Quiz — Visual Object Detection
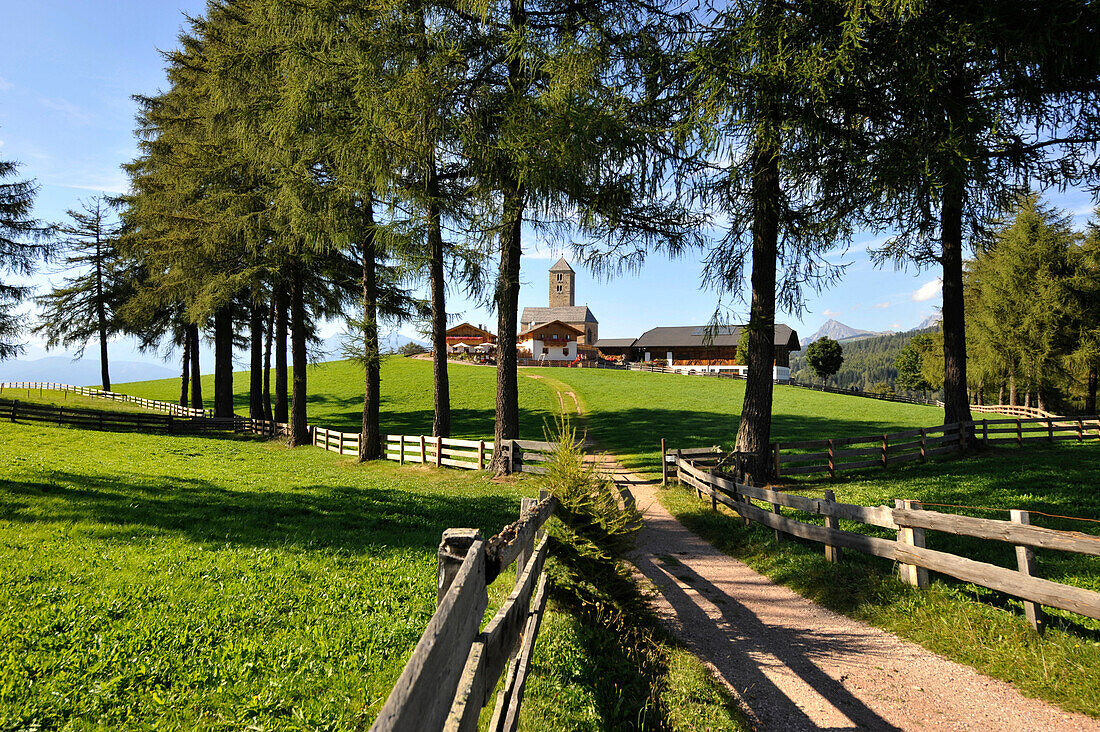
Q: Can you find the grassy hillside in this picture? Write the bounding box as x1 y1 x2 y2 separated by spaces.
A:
663 443 1100 716
789 327 940 396
118 356 560 439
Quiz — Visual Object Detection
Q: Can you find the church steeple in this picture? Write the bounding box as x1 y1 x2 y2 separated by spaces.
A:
549 258 575 308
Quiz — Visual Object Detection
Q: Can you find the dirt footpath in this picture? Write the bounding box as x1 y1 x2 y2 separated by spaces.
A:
593 459 1097 731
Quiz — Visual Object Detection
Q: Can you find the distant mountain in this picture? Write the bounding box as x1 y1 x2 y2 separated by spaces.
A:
318 330 428 360
807 319 892 344
0 357 178 386
915 313 942 330
790 324 941 396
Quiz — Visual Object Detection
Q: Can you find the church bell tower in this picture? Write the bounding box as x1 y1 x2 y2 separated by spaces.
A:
549 257 575 308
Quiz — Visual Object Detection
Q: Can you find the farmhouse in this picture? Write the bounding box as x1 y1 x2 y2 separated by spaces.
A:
518 320 583 362
599 324 801 381
445 322 496 354
520 258 599 346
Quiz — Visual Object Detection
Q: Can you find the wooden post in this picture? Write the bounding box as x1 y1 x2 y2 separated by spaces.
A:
517 497 536 580
894 499 929 588
983 419 988 445
1010 510 1046 634
1047 417 1053 443
436 436 443 468
437 528 482 605
1016 418 1022 446
510 439 518 474
338 431 344 454
1077 419 1084 443
660 438 668 485
958 421 966 453
478 440 485 470
420 434 427 464
882 434 888 468
919 428 927 461
399 437 405 464
823 489 840 563
771 501 783 543
772 443 781 478
827 439 835 479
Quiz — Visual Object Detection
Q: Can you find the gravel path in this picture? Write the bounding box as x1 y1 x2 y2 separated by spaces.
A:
589 457 1097 732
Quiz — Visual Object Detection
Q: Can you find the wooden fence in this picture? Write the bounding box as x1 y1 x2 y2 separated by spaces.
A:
0 398 243 434
371 492 556 731
0 381 210 418
670 454 1100 631
666 415 1100 481
968 403 1058 419
787 379 940 406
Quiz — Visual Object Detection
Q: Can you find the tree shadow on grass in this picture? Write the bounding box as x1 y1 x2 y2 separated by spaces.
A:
0 470 520 555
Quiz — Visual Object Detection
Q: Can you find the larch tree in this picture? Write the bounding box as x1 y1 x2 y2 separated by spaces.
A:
858 0 1100 427
34 196 128 391
0 155 50 359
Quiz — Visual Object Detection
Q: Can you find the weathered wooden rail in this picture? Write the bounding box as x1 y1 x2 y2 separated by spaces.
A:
0 398 242 434
370 491 556 731
0 381 210 418
670 454 1100 632
667 415 1100 480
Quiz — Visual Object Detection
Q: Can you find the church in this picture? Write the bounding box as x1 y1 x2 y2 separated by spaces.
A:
520 258 599 346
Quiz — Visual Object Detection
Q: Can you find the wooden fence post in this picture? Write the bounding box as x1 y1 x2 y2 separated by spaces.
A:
827 439 835 479
983 419 988 445
920 428 927 461
772 443 781 478
1047 417 1053 443
478 440 485 470
1010 510 1046 634
1078 419 1084 443
1016 418 1022 447
882 434 888 468
660 438 667 486
894 499 929 588
436 437 443 468
399 437 405 465
437 528 483 605
510 439 518 474
958 421 966 453
420 434 427 464
338 431 344 454
823 489 840 563
517 498 536 579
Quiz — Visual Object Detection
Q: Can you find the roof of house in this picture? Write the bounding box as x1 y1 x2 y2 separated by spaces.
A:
446 322 494 338
633 324 800 350
596 338 638 349
520 306 598 325
519 320 585 339
549 257 574 273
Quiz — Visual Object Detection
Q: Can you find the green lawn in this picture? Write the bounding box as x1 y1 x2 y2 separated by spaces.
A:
538 368 947 474
0 419 745 730
0 385 166 415
117 357 560 440
661 443 1100 717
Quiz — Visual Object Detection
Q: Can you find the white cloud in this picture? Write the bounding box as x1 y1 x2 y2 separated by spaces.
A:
912 278 942 302
873 301 891 309
822 309 840 317
891 322 902 329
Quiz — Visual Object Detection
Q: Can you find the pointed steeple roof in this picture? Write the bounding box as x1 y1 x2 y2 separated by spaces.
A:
549 257 574 272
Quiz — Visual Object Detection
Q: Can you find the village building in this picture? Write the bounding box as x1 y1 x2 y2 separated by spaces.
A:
598 324 801 381
518 320 583 362
520 258 599 347
444 322 496 354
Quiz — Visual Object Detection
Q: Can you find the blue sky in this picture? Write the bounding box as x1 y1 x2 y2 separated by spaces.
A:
2 1 1097 369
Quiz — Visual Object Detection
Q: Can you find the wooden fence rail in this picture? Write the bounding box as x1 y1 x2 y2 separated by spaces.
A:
0 381 210 418
669 415 1100 481
670 455 1100 631
0 398 244 434
371 492 557 732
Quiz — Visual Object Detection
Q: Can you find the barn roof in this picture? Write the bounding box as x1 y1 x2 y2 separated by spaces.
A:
595 338 637 348
520 306 598 325
633 324 800 350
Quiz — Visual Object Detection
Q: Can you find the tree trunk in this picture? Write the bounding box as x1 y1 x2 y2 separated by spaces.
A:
95 237 110 392
263 298 274 422
289 266 310 446
1025 389 1032 408
214 306 234 419
360 196 382 461
179 335 190 407
491 183 525 474
189 324 203 410
1086 362 1098 415
275 286 289 423
735 136 780 485
998 378 1005 406
939 175 972 430
428 200 450 438
249 301 264 420
1009 365 1017 406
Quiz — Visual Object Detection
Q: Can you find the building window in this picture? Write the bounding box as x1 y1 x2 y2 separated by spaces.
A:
556 285 562 292
556 273 563 281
